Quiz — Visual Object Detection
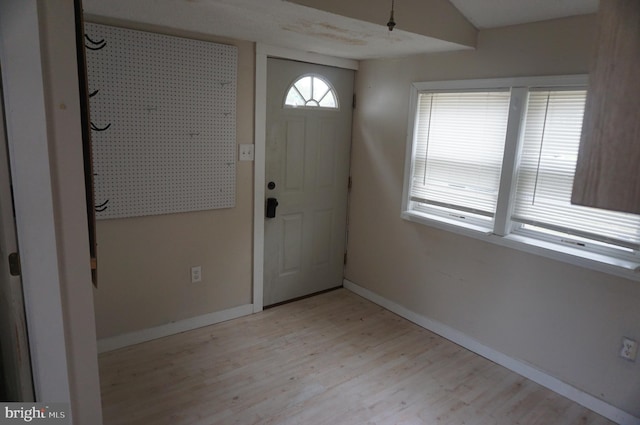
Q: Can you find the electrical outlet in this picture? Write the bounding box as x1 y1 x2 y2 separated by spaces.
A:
620 337 638 362
191 266 202 283
239 144 254 161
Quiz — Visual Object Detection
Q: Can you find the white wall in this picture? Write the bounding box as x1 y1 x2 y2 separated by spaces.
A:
346 15 640 418
84 18 255 340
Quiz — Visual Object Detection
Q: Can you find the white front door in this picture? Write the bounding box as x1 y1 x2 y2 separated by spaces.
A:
264 58 354 306
0 81 34 401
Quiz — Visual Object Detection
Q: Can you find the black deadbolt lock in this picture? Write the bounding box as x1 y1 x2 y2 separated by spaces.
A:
266 197 279 218
268 181 276 190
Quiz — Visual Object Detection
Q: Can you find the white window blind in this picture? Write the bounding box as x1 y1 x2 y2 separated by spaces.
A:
513 89 640 249
410 91 511 217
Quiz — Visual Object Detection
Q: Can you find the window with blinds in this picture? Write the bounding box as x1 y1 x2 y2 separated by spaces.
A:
403 76 640 272
513 89 640 251
410 91 510 223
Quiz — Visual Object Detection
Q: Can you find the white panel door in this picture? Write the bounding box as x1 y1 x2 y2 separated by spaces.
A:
0 82 33 401
264 58 354 306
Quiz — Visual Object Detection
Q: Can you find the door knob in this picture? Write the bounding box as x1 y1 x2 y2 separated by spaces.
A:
266 197 279 218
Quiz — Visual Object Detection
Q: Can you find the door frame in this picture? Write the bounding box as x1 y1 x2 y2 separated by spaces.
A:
0 1 102 420
0 0 72 401
253 44 358 312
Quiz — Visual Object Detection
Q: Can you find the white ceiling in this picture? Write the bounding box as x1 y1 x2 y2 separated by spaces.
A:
82 0 599 60
449 0 598 29
83 0 471 59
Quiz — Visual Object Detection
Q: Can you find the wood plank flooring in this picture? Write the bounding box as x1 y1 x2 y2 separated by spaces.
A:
99 289 614 425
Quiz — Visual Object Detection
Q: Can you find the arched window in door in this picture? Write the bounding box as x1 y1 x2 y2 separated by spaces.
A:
284 74 339 109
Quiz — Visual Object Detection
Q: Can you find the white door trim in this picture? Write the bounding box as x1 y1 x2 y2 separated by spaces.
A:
0 63 34 402
253 44 358 313
0 0 71 402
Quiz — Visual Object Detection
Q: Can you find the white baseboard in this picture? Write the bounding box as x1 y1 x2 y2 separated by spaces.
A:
343 279 639 425
97 304 254 353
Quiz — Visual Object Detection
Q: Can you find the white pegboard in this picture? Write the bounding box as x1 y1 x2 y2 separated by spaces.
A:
84 23 237 219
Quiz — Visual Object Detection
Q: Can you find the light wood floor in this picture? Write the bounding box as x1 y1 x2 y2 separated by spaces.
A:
99 289 614 425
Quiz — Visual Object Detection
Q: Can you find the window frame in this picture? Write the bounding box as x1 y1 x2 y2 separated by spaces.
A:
401 75 640 281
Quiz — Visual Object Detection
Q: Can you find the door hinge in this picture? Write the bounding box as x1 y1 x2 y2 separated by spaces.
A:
352 93 356 109
344 252 348 265
348 176 352 190
8 252 21 276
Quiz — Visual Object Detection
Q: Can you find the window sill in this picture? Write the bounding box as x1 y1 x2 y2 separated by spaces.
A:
401 210 640 282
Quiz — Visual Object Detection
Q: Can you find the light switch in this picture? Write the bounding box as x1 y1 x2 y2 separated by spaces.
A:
239 144 254 161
